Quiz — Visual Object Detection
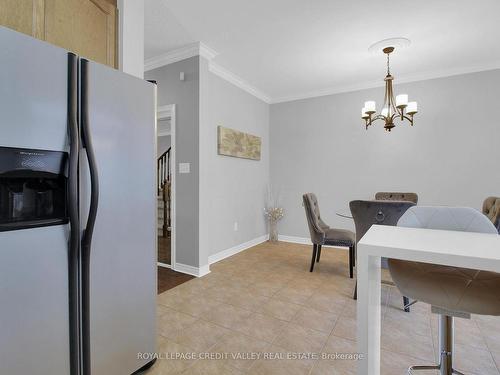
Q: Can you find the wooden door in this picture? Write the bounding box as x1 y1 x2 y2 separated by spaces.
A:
0 0 117 68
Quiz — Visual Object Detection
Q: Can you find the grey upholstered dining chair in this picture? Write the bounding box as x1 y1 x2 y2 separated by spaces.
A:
483 196 500 233
302 193 356 275
388 206 499 375
375 191 418 204
350 200 415 309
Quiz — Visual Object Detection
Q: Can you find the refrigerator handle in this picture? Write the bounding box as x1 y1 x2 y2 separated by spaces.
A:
80 58 100 375
67 52 81 375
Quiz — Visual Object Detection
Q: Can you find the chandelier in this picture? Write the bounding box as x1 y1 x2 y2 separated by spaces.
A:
361 46 418 131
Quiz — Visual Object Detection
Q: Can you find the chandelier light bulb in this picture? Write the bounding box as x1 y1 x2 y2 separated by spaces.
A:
396 94 408 108
406 102 418 114
361 108 369 119
364 101 376 113
381 107 389 117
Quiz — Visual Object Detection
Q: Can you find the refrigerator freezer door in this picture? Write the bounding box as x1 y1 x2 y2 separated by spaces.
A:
0 27 72 374
0 26 69 152
79 60 157 375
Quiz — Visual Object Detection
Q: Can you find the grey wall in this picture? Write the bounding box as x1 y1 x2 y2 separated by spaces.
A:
270 69 500 238
157 135 171 157
145 56 200 267
199 58 270 264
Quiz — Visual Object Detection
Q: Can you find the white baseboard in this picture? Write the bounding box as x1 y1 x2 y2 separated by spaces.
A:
278 235 312 244
174 262 211 277
208 234 269 265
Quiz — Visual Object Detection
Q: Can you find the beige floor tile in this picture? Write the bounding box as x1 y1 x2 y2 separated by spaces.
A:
247 345 315 375
210 331 270 370
380 350 438 375
311 335 358 375
454 343 499 375
181 360 244 375
383 310 432 341
145 338 196 375
244 280 284 297
273 286 314 305
158 290 189 309
430 314 488 351
202 284 245 302
272 323 329 353
203 303 253 329
165 319 231 352
477 318 500 352
257 298 302 321
158 308 198 338
306 290 349 315
173 294 223 318
222 289 271 312
332 315 357 341
292 306 338 333
490 350 500 372
158 304 172 318
381 319 435 362
233 312 287 343
155 241 500 375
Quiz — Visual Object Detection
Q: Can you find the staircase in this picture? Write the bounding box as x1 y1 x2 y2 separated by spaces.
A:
158 148 171 238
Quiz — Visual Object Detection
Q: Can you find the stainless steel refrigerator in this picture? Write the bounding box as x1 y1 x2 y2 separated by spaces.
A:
0 26 157 375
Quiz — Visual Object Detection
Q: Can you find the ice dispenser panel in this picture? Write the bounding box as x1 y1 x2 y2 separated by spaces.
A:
0 147 68 231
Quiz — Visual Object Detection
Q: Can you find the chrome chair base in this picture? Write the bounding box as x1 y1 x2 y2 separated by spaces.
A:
406 315 466 375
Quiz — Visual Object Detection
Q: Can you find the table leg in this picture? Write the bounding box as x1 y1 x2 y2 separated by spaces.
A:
357 252 381 375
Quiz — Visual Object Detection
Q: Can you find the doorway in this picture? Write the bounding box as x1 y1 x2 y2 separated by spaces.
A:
157 105 176 270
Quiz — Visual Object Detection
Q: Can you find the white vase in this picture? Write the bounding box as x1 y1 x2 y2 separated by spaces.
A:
269 220 279 242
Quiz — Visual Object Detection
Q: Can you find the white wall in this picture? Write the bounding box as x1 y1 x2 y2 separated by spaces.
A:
270 69 500 238
199 58 270 265
157 135 171 157
145 57 200 268
118 0 144 78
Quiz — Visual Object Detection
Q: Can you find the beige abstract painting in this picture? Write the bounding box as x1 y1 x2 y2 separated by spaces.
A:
217 126 261 160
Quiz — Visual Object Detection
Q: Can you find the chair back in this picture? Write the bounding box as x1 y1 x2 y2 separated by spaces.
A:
483 197 500 233
390 206 499 315
349 200 416 243
302 193 326 245
375 191 418 204
398 206 498 234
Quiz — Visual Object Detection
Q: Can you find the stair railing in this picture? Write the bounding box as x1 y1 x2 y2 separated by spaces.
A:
157 147 171 237
157 147 171 194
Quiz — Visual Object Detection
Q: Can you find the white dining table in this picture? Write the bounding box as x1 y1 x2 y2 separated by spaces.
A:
356 225 500 375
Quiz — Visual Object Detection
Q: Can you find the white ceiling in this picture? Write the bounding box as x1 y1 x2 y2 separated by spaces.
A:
145 0 500 103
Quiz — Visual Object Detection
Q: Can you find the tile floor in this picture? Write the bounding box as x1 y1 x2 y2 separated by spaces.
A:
146 241 500 375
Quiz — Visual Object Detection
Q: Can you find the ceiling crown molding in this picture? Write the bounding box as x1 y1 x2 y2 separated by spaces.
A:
146 44 500 105
144 42 271 103
144 42 218 71
271 62 500 104
208 62 271 104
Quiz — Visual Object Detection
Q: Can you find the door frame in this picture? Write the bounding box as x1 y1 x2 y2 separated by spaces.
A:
156 104 176 269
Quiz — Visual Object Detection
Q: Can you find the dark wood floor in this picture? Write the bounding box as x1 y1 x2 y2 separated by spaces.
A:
158 235 171 264
157 234 193 293
157 267 194 294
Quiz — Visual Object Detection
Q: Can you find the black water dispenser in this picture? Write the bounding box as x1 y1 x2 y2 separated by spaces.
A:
0 147 68 231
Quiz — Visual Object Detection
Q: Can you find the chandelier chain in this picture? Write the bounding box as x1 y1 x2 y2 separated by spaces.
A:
387 53 390 76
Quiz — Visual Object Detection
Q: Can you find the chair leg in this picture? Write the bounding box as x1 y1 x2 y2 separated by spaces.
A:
403 296 410 313
353 281 357 300
310 244 317 272
349 246 354 279
316 245 322 263
352 244 356 268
